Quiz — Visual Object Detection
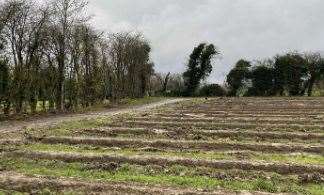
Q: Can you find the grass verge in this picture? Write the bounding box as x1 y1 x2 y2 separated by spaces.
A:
1 157 322 194
23 143 324 166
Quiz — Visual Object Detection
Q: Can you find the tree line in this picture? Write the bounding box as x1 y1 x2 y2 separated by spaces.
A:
0 0 155 115
1 0 323 116
226 52 324 97
161 44 324 98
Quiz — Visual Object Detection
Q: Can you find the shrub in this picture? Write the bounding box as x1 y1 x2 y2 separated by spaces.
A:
199 84 226 97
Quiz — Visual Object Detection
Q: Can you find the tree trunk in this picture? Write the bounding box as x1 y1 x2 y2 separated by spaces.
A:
307 76 316 97
30 97 37 114
49 98 55 113
162 72 171 93
4 99 10 116
42 100 46 112
56 58 65 111
15 98 23 114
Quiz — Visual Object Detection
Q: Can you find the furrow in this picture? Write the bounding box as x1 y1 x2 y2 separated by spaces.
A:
29 136 324 154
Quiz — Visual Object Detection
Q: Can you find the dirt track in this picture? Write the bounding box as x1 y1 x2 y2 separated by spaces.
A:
0 99 185 133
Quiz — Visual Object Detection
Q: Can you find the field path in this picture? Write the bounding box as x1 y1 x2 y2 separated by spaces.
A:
0 98 185 133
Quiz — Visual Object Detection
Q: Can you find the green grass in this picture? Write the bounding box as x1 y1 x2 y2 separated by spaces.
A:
26 118 113 137
120 97 166 106
1 157 320 194
23 143 234 160
0 190 18 195
0 188 86 195
306 184 324 195
97 132 323 145
23 143 324 165
254 153 324 165
73 97 166 113
1 96 165 122
25 97 167 137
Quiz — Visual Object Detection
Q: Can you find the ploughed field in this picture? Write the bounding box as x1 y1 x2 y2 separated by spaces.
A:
1 98 324 194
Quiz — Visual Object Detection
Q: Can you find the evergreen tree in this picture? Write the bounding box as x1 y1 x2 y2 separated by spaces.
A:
183 43 219 96
226 59 251 96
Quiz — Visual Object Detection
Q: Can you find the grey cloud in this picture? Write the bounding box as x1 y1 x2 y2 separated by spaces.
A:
88 0 324 83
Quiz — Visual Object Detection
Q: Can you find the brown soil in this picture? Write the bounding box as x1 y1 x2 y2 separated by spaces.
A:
124 121 324 132
29 136 324 154
132 116 324 125
171 110 324 116
75 127 324 142
153 112 322 119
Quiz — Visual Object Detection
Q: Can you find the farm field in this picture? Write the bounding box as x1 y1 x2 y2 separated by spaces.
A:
0 98 324 194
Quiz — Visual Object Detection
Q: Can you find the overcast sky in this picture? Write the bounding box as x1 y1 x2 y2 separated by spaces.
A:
87 0 324 83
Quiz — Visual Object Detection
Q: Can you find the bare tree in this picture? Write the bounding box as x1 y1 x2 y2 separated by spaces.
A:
108 32 154 100
156 72 171 94
1 0 49 113
50 0 88 111
0 0 157 116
